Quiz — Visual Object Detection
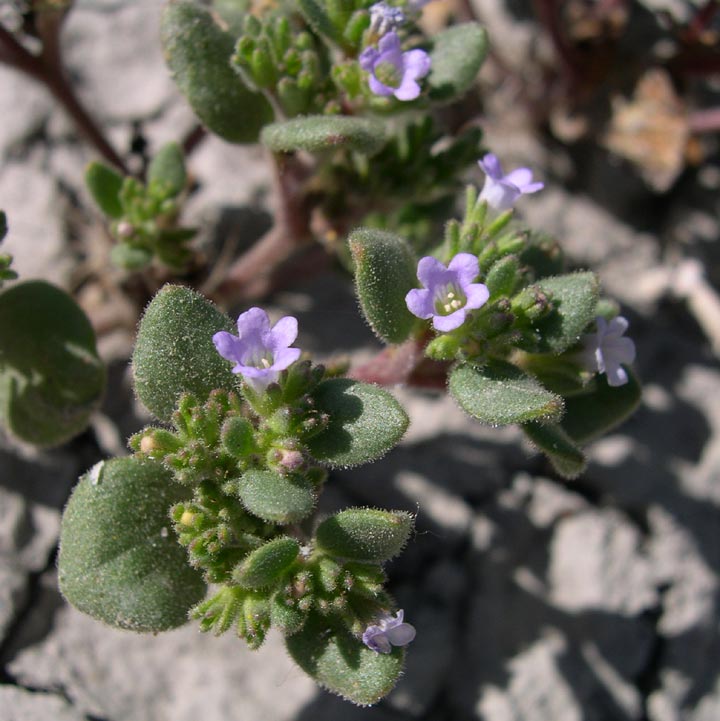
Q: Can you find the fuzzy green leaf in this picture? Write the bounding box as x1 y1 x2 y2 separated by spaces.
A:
212 0 250 35
132 285 236 422
85 162 124 219
286 612 404 706
0 281 105 447
428 23 489 102
561 368 642 444
315 508 413 563
297 0 341 46
533 272 600 353
349 228 417 344
234 536 300 588
161 0 273 143
449 360 564 426
523 421 587 479
306 379 408 468
58 457 206 632
148 142 186 198
237 469 316 524
261 116 386 156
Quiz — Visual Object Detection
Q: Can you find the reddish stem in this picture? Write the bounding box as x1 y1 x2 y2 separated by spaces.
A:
0 22 128 173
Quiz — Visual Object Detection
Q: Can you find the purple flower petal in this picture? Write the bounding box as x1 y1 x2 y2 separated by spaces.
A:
464 283 490 310
271 346 302 371
416 255 449 287
378 31 401 54
403 49 431 80
448 253 480 286
606 364 629 387
504 167 533 188
362 610 416 654
607 316 629 336
394 76 422 101
359 46 379 71
368 74 395 96
385 623 416 646
213 331 240 362
236 307 270 337
269 316 298 349
478 153 503 180
405 288 434 319
433 308 466 332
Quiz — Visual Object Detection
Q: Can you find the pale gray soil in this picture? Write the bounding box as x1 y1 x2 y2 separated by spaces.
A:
1 2 719 720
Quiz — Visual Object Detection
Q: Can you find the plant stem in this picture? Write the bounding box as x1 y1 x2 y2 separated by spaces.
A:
0 22 128 173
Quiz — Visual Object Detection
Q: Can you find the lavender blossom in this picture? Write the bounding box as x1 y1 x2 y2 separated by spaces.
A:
580 316 636 387
405 253 490 332
362 609 416 654
478 153 544 211
213 307 301 392
359 32 431 101
369 2 405 35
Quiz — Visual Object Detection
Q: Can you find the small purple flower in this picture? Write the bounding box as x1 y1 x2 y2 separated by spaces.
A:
362 609 416 654
369 2 405 35
405 253 490 332
359 31 431 101
478 153 544 211
580 316 636 387
212 307 301 392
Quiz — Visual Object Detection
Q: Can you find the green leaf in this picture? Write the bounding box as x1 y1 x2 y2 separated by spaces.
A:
148 142 186 198
161 0 273 143
110 243 153 270
237 469 316 524
315 508 413 563
85 162 124 219
519 354 588 397
428 23 489 103
270 592 307 634
449 360 564 426
234 536 300 588
58 457 206 632
261 116 386 156
297 0 341 46
349 228 417 344
0 210 7 242
286 612 404 706
0 281 105 447
132 285 237 422
532 272 600 353
561 368 642 444
484 254 520 297
306 379 409 468
523 421 587 479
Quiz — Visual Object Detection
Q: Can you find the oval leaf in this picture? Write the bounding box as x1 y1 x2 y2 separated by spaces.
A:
349 228 418 344
428 23 489 102
306 379 408 468
561 368 642 444
148 142 186 198
286 612 404 706
85 162 124 219
0 281 105 447
238 469 316 524
523 421 587 480
234 536 300 588
449 361 564 426
58 457 206 632
315 508 413 563
132 285 237 422
261 116 386 156
161 0 273 143
533 272 600 353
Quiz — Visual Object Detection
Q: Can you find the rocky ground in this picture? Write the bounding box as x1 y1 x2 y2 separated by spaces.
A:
1 1 719 720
